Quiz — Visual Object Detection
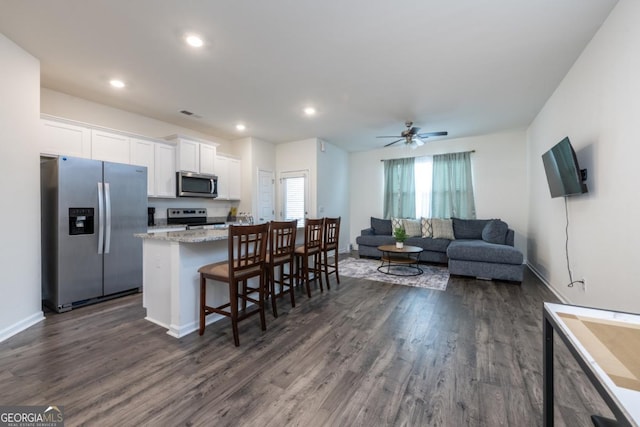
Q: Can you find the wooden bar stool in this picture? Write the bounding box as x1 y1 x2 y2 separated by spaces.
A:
294 218 324 298
198 223 269 346
265 220 297 318
319 217 341 289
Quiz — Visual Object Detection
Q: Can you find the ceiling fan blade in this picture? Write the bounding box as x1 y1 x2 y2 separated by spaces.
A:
376 135 403 138
418 131 448 137
384 139 403 147
408 127 421 135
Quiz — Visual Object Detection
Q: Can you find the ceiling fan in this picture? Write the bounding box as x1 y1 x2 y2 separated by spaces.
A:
377 121 448 147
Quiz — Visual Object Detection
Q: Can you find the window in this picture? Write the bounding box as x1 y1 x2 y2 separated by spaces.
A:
280 170 308 221
383 152 475 219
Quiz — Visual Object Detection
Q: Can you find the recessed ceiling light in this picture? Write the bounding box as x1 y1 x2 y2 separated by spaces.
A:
185 34 204 48
236 123 246 131
303 107 316 116
109 79 125 89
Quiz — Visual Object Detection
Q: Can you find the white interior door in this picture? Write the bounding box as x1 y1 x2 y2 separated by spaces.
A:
257 169 275 223
280 170 309 221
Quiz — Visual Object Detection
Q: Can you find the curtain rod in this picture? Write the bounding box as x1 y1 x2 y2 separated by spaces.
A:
379 149 475 162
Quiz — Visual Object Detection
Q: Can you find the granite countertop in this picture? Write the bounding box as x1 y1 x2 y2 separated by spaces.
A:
135 228 228 243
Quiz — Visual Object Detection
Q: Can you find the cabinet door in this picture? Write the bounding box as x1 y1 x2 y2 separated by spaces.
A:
130 138 155 196
215 155 229 199
177 139 199 172
200 144 217 175
228 158 242 200
40 119 91 157
154 143 176 198
91 130 131 164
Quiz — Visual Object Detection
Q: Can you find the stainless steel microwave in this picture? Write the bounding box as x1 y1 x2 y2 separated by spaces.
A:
176 171 218 198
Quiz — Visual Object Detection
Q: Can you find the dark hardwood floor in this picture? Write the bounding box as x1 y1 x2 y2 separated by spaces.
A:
0 261 613 426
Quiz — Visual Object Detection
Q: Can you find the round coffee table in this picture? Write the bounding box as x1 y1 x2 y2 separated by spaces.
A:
377 244 423 276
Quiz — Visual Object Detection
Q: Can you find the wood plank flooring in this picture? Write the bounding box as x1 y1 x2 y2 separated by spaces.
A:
0 262 614 426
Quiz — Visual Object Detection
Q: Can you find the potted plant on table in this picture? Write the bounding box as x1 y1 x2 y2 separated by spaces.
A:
393 227 407 249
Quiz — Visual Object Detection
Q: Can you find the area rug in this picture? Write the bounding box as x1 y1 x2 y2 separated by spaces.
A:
338 257 449 291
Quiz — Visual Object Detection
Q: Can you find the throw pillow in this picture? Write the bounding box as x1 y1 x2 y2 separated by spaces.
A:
482 219 508 245
371 217 392 235
391 217 404 232
431 218 455 240
452 218 491 240
402 219 422 237
421 217 432 238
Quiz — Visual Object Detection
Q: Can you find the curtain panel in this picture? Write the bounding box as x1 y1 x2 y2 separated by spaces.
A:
383 157 415 219
431 151 476 219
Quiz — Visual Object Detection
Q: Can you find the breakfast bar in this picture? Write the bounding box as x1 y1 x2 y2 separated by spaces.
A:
136 228 233 338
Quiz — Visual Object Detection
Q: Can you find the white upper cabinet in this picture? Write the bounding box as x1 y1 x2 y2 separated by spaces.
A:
91 129 130 164
176 138 200 173
154 143 176 198
168 135 218 174
216 154 241 200
228 157 241 200
200 144 217 175
40 118 91 158
130 138 155 196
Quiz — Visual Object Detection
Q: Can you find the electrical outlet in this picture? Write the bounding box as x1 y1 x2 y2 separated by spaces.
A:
581 278 587 292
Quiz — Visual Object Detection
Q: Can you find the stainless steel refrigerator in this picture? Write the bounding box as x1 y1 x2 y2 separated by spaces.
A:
40 156 147 312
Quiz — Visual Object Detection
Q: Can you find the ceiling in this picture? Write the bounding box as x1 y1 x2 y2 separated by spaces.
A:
0 1 618 152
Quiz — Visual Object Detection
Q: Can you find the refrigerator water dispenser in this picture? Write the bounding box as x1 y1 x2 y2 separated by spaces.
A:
69 207 94 235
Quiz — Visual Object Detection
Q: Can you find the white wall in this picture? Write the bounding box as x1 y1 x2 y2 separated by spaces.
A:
526 0 640 312
316 140 350 252
41 88 231 151
349 130 528 255
0 34 44 341
233 137 277 219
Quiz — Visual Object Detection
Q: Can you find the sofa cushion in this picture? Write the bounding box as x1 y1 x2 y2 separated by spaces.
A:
402 219 422 237
405 236 451 253
391 217 404 232
356 234 396 247
370 217 392 235
482 219 508 245
421 217 432 238
447 240 523 265
452 218 491 240
432 218 455 240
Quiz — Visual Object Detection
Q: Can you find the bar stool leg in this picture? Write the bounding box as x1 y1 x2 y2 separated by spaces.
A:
199 275 206 335
230 280 240 347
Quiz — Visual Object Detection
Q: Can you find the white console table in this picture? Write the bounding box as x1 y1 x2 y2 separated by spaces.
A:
543 302 640 427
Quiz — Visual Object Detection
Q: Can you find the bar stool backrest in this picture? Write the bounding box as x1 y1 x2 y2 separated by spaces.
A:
228 223 269 277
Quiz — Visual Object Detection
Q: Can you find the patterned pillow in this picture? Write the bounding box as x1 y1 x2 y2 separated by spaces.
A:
402 219 422 237
391 217 404 232
421 217 432 238
431 218 455 240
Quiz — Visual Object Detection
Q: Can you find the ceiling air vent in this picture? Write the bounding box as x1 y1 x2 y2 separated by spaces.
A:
179 110 202 119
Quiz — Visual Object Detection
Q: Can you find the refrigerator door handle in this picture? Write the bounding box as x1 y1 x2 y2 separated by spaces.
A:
104 182 112 254
98 182 104 254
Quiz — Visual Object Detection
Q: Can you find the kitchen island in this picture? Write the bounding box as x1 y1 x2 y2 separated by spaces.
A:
135 228 233 338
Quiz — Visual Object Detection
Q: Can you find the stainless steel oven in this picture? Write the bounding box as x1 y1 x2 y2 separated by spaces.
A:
176 171 218 198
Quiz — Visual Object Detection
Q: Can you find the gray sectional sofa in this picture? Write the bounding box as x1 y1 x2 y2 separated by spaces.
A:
356 217 524 282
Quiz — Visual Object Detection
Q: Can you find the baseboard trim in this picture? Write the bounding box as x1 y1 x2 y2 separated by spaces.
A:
0 311 45 343
526 263 569 304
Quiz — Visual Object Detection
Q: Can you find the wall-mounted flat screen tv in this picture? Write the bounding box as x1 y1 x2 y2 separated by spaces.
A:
542 137 588 198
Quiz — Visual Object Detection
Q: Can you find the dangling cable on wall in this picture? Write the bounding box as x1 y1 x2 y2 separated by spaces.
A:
564 196 585 288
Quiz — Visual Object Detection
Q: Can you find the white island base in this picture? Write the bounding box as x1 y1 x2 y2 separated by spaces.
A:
139 229 235 338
